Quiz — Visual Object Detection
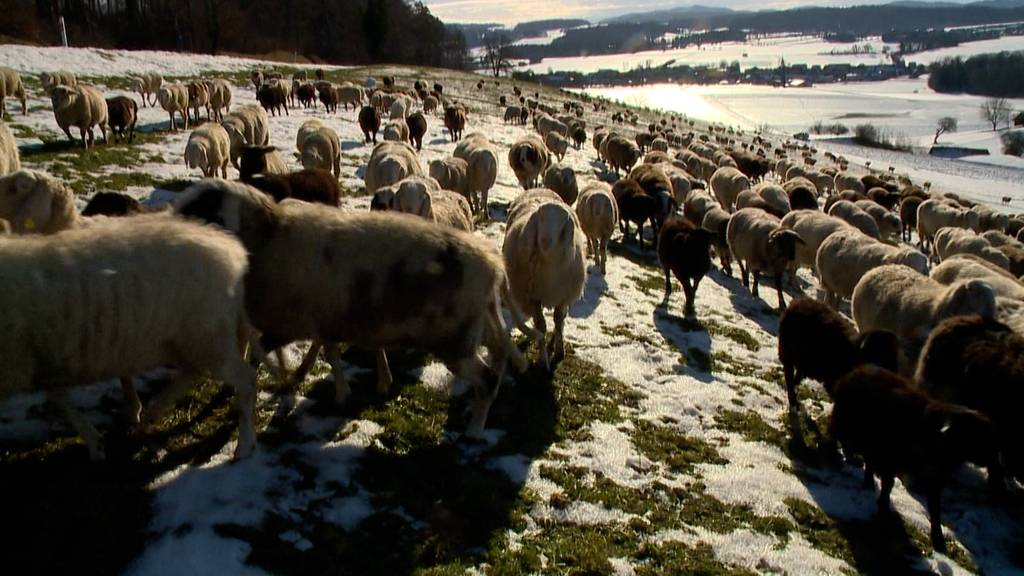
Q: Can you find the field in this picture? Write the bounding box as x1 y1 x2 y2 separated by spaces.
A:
0 44 1021 576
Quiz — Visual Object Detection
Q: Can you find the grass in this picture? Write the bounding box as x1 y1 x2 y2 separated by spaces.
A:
714 409 787 450
630 419 727 475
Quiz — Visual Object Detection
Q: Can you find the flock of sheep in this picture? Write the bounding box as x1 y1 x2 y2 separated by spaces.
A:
0 61 1022 557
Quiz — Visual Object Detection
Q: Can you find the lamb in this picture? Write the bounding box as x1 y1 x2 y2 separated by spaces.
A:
454 133 499 217
575 182 618 274
40 70 77 94
157 83 190 132
428 157 469 200
297 122 342 178
916 199 979 251
186 80 210 123
391 177 473 232
817 229 929 306
657 214 712 316
51 84 108 148
175 179 525 436
406 111 427 152
0 66 27 116
257 80 289 116
239 145 290 181
700 207 733 275
851 264 997 353
81 191 144 217
542 164 579 205
504 189 587 370
710 167 751 212
0 215 257 460
509 133 550 190
244 168 340 206
933 226 1010 270
444 105 467 142
0 170 77 234
222 105 270 169
826 200 881 239
105 96 138 143
899 196 923 242
205 78 232 121
383 120 410 143
915 315 1024 486
338 83 363 111
930 254 1024 301
602 134 640 176
184 123 231 178
780 210 855 275
0 121 20 176
359 105 381 143
726 207 805 309
855 199 901 240
365 141 423 194
545 131 570 162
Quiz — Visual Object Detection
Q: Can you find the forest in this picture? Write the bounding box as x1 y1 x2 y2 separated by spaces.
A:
928 51 1024 97
0 0 468 68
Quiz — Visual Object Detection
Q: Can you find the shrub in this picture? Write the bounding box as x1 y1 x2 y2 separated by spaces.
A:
853 123 911 152
810 121 849 135
1002 131 1024 156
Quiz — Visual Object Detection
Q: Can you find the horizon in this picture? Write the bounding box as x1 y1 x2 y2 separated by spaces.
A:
422 0 984 26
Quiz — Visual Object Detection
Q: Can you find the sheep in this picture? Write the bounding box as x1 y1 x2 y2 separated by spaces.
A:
359 105 381 143
82 192 144 217
829 365 997 554
866 187 899 211
428 157 469 200
392 177 473 232
778 298 900 437
917 199 979 251
827 200 881 239
0 170 77 234
257 79 289 116
0 215 257 460
128 71 160 108
613 178 661 248
899 196 923 242
571 125 587 149
504 189 587 370
0 66 27 116
710 167 751 212
593 126 610 157
105 96 138 143
855 199 900 240
338 83 363 111
683 189 719 228
817 229 929 307
250 70 264 91
175 179 525 436
383 120 410 143
509 133 550 190
157 83 190 132
700 207 733 276
931 254 1024 301
787 183 819 211
628 163 675 232
406 111 427 152
318 83 340 113
205 78 232 121
726 207 805 309
40 70 77 94
754 182 791 216
444 105 466 142
972 205 1009 233
603 134 640 176
423 95 439 115
915 315 1024 486
295 82 317 109
222 105 270 169
504 106 522 124
365 141 423 194
186 80 210 123
657 214 712 316
0 121 21 177
244 168 340 206
833 172 864 194
996 243 1024 276
542 164 579 205
536 114 568 139
545 131 570 162
575 182 618 274
933 226 1010 270
454 133 499 217
239 145 290 181
851 264 997 354
780 210 855 276
294 126 340 179
51 84 108 148
184 123 231 178
981 229 1022 248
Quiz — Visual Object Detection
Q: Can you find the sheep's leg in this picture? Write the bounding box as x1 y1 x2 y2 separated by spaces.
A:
324 344 352 405
683 278 697 316
533 307 549 370
376 348 393 395
120 377 142 426
878 473 895 512
739 261 749 288
481 189 490 220
220 355 258 459
138 370 198 433
48 388 104 461
782 363 799 413
662 265 673 299
61 125 73 141
751 270 760 297
774 276 786 310
458 354 499 439
80 126 89 149
600 238 608 274
551 304 568 363
863 463 875 489
926 481 947 554
290 340 323 385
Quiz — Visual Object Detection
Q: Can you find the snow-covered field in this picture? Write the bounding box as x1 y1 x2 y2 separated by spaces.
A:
908 34 1024 65
1 45 1021 576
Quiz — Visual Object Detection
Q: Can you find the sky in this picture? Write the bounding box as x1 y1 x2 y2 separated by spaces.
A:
421 0 980 26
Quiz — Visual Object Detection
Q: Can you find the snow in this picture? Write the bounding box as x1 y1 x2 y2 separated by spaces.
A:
908 35 1024 65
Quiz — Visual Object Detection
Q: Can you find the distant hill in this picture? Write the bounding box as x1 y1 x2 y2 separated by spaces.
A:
512 19 590 37
453 18 590 49
604 5 735 25
969 0 1024 8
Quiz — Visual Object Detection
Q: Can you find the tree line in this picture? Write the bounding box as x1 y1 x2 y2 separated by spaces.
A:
928 51 1024 98
1 0 468 68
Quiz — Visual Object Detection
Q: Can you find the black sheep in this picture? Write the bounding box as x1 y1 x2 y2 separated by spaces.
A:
82 191 144 217
657 214 712 316
244 168 341 207
406 111 427 152
611 179 659 249
358 106 381 143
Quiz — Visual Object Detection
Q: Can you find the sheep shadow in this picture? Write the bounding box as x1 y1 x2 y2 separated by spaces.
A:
569 268 609 319
340 140 365 151
651 307 716 383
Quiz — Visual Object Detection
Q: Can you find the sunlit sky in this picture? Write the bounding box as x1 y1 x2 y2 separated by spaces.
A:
421 0 980 26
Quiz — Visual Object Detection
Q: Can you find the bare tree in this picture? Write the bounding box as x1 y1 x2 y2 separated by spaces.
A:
933 116 958 144
482 33 512 78
981 98 1012 131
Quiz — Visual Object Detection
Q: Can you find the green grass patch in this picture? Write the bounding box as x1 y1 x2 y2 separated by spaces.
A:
628 273 664 297
630 419 726 475
715 409 786 450
634 541 759 576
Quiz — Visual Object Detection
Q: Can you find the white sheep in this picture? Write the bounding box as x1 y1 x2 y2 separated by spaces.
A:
509 133 550 190
851 263 998 348
817 228 929 306
389 95 412 119
504 188 586 369
536 114 568 139
683 189 720 227
298 123 342 177
855 199 901 240
222 104 270 169
833 172 864 194
0 214 256 460
51 84 108 148
428 157 470 200
130 72 163 107
726 207 805 309
174 179 527 436
0 121 20 176
454 133 499 216
157 83 190 132
383 120 410 143
710 166 750 212
0 170 77 234
392 176 473 231
205 78 232 121
755 182 791 216
40 70 77 94
338 83 363 111
365 140 423 194
931 254 1024 302
575 182 618 274
827 199 881 239
184 123 231 178
933 226 1010 269
917 198 980 250
542 164 579 205
981 230 1023 248
779 210 854 275
0 66 27 116
544 131 570 162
